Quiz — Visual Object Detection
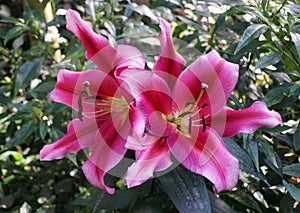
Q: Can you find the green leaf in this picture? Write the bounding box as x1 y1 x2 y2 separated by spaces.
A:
234 24 268 54
14 59 41 96
208 191 237 213
263 86 289 107
39 120 48 140
255 52 282 69
293 123 300 151
123 4 157 20
4 26 26 45
223 138 262 179
291 32 300 58
248 141 259 171
223 191 262 212
8 120 35 146
283 180 300 202
259 138 281 172
158 166 212 213
283 164 300 178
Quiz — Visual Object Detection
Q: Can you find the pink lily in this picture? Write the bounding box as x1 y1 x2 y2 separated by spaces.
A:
40 10 146 194
120 18 282 192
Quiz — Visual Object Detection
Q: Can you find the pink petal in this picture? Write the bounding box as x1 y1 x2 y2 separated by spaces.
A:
173 50 239 116
40 118 103 160
82 159 115 194
118 69 175 136
167 128 239 192
127 137 172 188
66 9 116 72
49 69 118 115
129 105 145 136
66 10 145 73
88 119 127 178
212 101 282 138
153 18 185 87
114 44 145 72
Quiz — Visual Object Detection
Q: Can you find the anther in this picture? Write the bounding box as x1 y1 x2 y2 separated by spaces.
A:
83 81 91 96
201 103 208 109
201 83 209 90
201 115 206 133
83 81 90 87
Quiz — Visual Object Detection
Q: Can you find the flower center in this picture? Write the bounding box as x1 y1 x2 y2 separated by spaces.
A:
164 83 209 137
78 81 129 122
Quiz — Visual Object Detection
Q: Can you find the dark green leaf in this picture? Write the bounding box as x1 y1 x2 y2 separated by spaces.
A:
283 163 300 178
263 86 289 107
259 138 281 173
123 4 157 20
14 59 41 96
234 24 268 54
279 193 295 213
158 166 211 213
291 32 300 58
208 191 237 213
8 120 35 146
248 141 259 171
223 191 262 213
255 52 282 69
223 138 262 179
283 180 300 202
293 123 300 151
39 120 48 140
4 26 26 45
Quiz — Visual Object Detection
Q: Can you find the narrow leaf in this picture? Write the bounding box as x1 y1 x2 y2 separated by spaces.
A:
14 59 41 96
8 120 35 146
248 141 259 171
224 191 262 213
39 120 48 140
283 180 300 202
223 138 262 179
158 166 212 213
234 24 268 54
283 163 300 178
208 191 237 213
4 27 26 45
293 123 300 151
291 32 300 58
255 52 282 70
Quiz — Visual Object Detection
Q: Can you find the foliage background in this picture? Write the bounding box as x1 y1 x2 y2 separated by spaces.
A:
0 0 300 212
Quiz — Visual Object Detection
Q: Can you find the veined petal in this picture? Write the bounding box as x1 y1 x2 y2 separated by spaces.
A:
114 44 145 72
174 50 239 116
66 9 116 72
167 128 239 192
89 120 127 177
127 137 172 188
119 69 175 136
212 101 282 138
153 18 185 87
82 159 115 194
40 118 103 160
49 69 118 113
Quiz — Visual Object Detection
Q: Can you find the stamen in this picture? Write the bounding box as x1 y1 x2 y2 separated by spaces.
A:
201 115 206 133
78 91 88 121
178 111 192 118
188 116 192 134
185 102 195 107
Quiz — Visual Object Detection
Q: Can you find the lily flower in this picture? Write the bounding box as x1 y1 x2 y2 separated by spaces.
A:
120 18 282 192
40 10 145 194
